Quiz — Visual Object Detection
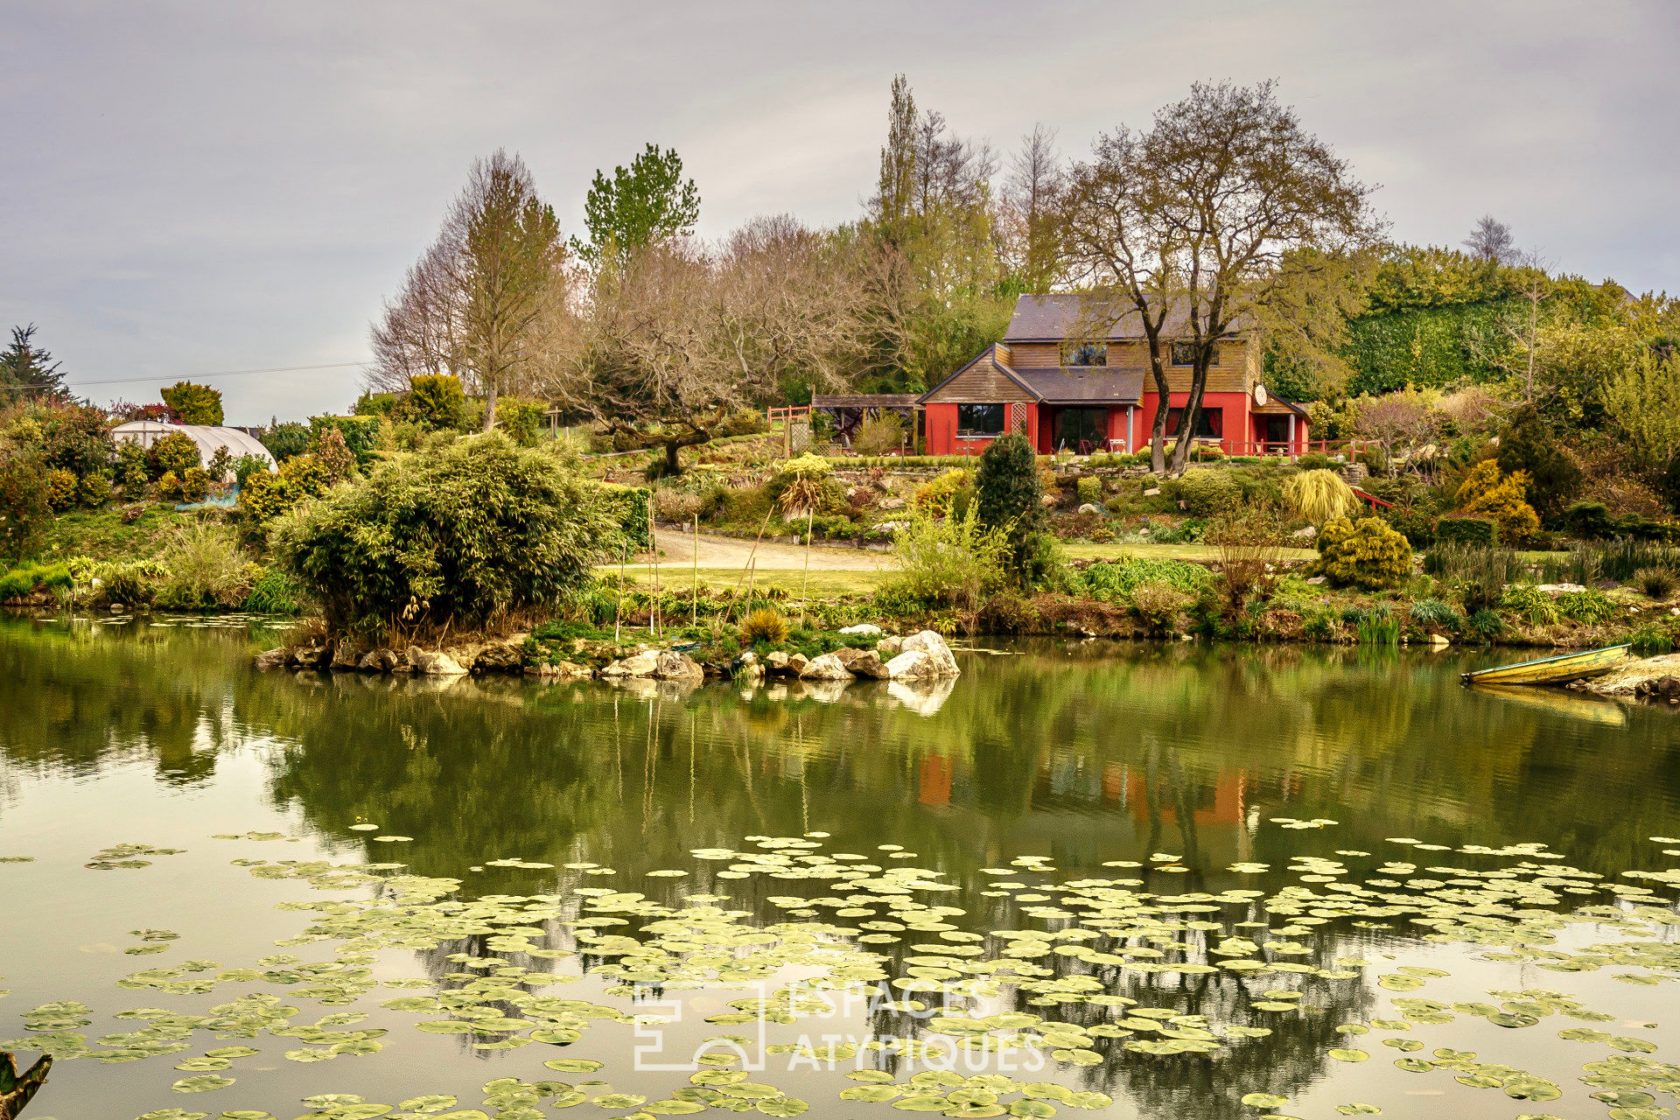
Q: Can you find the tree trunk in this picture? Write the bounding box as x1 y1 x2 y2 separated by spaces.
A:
481 382 498 433
1 1051 51 1120
663 440 682 477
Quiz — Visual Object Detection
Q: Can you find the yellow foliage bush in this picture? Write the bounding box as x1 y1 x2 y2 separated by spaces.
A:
45 468 79 511
1455 459 1541 543
913 468 974 512
1312 516 1413 590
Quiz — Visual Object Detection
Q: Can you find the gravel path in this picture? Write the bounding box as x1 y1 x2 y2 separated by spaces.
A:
642 528 890 572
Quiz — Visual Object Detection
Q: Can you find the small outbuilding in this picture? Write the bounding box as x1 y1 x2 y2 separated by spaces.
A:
111 421 277 480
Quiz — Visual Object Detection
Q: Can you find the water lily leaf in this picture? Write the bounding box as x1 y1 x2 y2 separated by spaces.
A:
172 1074 235 1093
1241 1093 1289 1109
1328 1049 1369 1063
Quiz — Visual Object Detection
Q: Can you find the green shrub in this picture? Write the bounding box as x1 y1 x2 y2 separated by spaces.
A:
884 502 1011 623
853 412 907 456
599 484 651 550
913 468 975 513
243 567 302 615
45 467 78 511
0 447 51 562
403 374 468 431
1427 543 1523 615
1170 468 1240 517
1129 579 1192 632
177 467 210 503
0 561 72 601
1499 583 1558 625
352 390 401 418
494 396 548 447
271 431 623 636
150 431 202 477
1555 588 1616 625
260 421 312 462
93 558 164 607
1075 476 1103 506
1409 597 1462 634
313 427 358 483
1311 516 1413 590
1564 501 1616 540
231 455 271 490
1454 459 1540 543
115 442 151 498
740 608 790 647
160 380 223 425
769 453 836 516
977 433 1049 585
309 414 381 464
1628 623 1676 655
1466 608 1504 641
1356 605 1400 645
1495 406 1582 524
153 521 251 609
1435 515 1497 546
77 471 111 508
1078 557 1214 600
1632 566 1678 600
1295 452 1334 471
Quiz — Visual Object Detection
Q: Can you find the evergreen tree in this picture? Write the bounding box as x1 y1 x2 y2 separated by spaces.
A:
573 144 700 267
0 324 68 404
975 433 1049 584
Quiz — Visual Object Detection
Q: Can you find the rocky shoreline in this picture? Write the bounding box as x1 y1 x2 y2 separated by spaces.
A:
254 626 964 691
1570 653 1680 703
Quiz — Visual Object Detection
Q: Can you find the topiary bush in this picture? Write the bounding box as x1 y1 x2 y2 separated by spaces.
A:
270 431 623 637
1170 468 1240 517
1311 516 1414 590
403 374 468 431
977 433 1051 586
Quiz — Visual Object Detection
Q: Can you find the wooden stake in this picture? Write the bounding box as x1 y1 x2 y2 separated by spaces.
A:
691 514 699 628
648 502 661 639
799 505 814 629
615 542 625 643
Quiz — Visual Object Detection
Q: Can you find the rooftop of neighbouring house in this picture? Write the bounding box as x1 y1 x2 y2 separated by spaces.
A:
1002 293 1251 342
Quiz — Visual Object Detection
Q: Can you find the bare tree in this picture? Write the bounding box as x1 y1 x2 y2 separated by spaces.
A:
1001 123 1065 291
1064 81 1382 474
543 219 868 474
1464 214 1517 264
367 150 565 428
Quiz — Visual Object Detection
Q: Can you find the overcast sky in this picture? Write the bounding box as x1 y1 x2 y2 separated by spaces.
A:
4 1 1676 422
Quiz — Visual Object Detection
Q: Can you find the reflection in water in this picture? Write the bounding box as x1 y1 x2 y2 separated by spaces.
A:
1 616 1677 1120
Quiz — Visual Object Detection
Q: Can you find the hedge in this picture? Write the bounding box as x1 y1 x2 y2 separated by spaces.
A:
1434 515 1498 547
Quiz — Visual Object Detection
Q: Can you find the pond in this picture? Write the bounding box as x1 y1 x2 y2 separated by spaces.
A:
1 615 1676 1120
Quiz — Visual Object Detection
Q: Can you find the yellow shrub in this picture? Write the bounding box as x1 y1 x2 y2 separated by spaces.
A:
913 468 974 512
1455 459 1541 543
1312 516 1413 590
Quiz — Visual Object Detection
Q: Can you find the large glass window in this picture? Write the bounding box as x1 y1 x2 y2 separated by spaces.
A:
1165 407 1223 438
957 403 1006 437
1170 341 1221 367
1062 342 1107 367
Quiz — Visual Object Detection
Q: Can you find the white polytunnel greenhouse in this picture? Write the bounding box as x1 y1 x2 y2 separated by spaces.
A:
110 421 277 482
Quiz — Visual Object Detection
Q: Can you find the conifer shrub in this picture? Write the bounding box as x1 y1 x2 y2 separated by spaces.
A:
1169 468 1241 517
45 467 79 511
977 433 1052 585
1454 459 1540 543
912 468 974 513
1434 515 1498 546
149 431 202 477
403 374 468 431
1311 516 1413 590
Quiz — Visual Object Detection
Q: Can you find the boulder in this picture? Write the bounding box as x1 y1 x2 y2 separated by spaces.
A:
292 643 330 670
600 650 660 678
834 647 889 679
734 650 765 679
653 650 705 683
876 635 903 657
358 648 402 673
1077 503 1102 516
838 623 884 637
787 652 810 677
764 650 792 674
473 641 526 674
1290 525 1318 541
800 653 854 681
899 629 960 677
254 647 290 671
410 649 468 677
526 660 591 680
885 649 937 679
1142 487 1161 497
330 640 362 672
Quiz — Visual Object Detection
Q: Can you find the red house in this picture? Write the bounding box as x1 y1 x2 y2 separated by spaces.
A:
919 294 1310 457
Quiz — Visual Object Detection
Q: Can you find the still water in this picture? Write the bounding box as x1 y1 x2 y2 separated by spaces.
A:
1 615 1676 1120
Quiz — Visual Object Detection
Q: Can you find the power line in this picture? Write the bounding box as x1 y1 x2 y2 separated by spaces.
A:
1 360 370 392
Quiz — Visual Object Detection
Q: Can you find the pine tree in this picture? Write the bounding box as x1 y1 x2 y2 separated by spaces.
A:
573 144 700 267
976 433 1049 584
0 324 68 404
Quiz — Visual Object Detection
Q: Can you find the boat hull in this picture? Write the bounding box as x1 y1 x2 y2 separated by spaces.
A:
1461 645 1632 687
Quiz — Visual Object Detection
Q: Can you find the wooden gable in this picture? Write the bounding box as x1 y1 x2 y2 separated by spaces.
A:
921 346 1038 405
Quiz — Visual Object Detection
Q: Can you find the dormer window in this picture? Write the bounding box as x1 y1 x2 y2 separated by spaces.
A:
1171 341 1220 366
1062 342 1107 367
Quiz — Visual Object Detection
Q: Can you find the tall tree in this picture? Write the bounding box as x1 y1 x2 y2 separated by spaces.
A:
1002 123 1065 291
572 144 700 267
0 324 68 405
1464 214 1517 264
872 75 918 243
1064 81 1381 474
368 150 565 430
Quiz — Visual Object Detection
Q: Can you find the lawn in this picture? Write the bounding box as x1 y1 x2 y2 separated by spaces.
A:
37 504 197 563
1062 541 1319 563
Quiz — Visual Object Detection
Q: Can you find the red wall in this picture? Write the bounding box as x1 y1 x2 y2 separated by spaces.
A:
923 402 1037 457
926 396 1309 456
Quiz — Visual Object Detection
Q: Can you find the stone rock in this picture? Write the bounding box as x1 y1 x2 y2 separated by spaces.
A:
410 650 468 677
653 650 705 682
834 647 888 679
1425 633 1451 649
734 650 764 678
1142 487 1161 497
800 653 854 681
1077 503 1102 516
787 653 809 676
876 636 903 657
899 629 960 677
1039 495 1058 507
254 647 290 671
764 650 792 674
330 640 362 671
473 641 526 674
885 649 937 679
877 497 906 511
1305 575 1328 585
1290 525 1319 540
526 660 591 680
1537 583 1587 594
292 643 330 670
838 623 884 636
600 650 660 678
358 648 401 673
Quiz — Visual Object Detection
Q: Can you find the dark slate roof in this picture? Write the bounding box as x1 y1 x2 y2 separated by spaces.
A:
810 394 919 410
1014 367 1144 405
1003 293 1249 342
